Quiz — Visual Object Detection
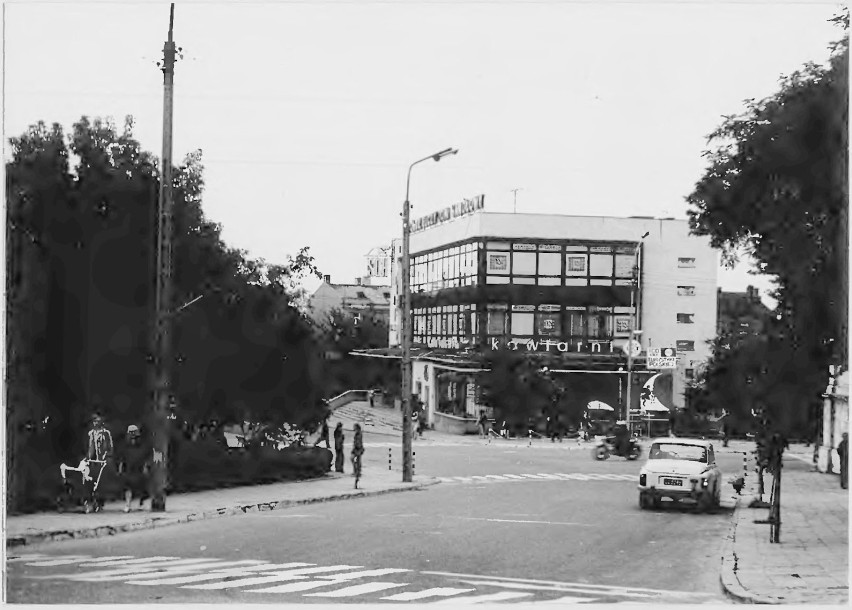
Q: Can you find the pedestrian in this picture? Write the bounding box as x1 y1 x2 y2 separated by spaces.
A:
117 424 150 512
838 432 848 490
315 416 330 449
477 410 488 438
417 410 427 439
85 414 114 513
333 422 345 473
351 423 364 489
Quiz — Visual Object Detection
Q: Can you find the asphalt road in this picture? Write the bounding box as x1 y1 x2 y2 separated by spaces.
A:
7 438 744 604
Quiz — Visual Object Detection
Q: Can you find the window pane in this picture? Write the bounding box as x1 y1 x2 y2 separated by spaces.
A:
538 277 561 286
677 313 695 324
614 254 634 278
538 252 561 275
589 254 612 276
486 252 510 274
512 252 536 275
566 255 587 275
566 311 585 336
537 312 561 336
513 277 536 285
487 309 506 334
586 313 611 339
677 286 695 296
511 312 535 335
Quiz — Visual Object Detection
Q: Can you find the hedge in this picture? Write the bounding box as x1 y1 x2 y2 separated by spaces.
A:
10 435 333 515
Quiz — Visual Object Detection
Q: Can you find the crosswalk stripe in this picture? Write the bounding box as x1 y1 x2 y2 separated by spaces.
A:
183 565 362 590
7 554 52 562
315 568 410 581
502 474 526 479
484 475 508 480
382 587 476 601
535 473 562 479
126 564 310 586
305 581 407 597
27 556 126 567
57 558 225 580
74 560 267 582
76 556 179 567
433 591 533 603
248 580 343 594
456 579 656 598
519 474 546 479
538 596 598 603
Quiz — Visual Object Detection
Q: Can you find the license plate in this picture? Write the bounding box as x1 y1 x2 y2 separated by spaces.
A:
662 478 683 486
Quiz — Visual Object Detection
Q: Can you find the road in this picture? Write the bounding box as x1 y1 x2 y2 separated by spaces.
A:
7 436 745 604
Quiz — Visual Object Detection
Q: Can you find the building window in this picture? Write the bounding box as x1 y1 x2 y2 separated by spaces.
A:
685 368 694 380
566 255 587 274
614 316 631 334
589 254 612 277
677 286 695 296
486 252 510 274
512 251 536 275
538 252 561 275
614 254 635 278
677 313 695 324
586 311 612 339
566 309 585 337
511 311 535 335
487 307 507 335
678 257 696 268
677 340 695 352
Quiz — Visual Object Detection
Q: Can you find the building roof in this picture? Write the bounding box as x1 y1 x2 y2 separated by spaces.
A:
311 282 391 308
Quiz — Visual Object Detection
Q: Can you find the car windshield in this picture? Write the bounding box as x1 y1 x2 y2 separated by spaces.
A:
649 443 707 463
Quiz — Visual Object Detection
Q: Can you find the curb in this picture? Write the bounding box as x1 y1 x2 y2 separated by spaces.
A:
7 477 441 549
719 494 781 605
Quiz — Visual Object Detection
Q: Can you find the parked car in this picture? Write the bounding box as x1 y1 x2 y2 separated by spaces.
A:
637 437 722 512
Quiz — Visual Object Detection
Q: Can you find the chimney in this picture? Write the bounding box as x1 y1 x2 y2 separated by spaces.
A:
356 277 362 286
323 275 331 283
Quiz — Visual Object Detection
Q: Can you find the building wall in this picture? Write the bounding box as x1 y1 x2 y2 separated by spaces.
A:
391 212 718 409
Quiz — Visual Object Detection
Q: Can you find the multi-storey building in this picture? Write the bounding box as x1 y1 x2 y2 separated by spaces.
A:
369 200 719 432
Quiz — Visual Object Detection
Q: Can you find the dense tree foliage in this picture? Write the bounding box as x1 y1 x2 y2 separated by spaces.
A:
479 351 555 434
6 116 325 512
686 14 848 443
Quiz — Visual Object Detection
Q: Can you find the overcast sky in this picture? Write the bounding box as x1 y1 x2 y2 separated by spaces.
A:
4 1 845 302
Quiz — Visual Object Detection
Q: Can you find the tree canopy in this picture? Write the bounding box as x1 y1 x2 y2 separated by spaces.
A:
686 13 848 440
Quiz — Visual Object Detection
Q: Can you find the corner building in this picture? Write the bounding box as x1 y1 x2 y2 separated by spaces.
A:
387 210 718 432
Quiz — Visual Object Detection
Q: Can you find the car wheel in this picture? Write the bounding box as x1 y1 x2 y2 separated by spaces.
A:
639 493 651 510
697 490 714 513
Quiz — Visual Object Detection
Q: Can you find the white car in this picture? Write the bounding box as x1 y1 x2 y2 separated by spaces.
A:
637 437 722 511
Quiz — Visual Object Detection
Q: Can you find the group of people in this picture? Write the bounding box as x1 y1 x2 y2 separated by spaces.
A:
314 418 365 489
60 414 152 514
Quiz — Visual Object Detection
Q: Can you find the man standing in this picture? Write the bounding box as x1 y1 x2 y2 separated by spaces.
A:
838 432 848 490
118 425 150 512
315 417 330 449
333 422 345 473
351 424 364 489
477 410 488 438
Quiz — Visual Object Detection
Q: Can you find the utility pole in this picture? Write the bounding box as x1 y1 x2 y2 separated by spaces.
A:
624 232 649 432
150 3 177 512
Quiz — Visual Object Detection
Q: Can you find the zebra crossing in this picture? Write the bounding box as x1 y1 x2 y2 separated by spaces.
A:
7 552 720 604
436 472 638 485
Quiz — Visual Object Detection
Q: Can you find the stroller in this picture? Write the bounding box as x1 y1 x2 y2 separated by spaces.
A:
58 458 108 513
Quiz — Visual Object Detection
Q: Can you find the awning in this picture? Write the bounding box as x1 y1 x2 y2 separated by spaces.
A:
587 400 615 412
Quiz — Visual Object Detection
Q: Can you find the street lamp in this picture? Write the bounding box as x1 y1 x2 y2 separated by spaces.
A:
624 232 649 432
401 147 458 482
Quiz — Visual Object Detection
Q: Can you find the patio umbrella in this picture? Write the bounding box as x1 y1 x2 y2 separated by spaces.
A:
586 400 615 412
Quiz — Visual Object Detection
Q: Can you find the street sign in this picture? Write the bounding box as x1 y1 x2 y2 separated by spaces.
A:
622 340 642 358
647 347 677 369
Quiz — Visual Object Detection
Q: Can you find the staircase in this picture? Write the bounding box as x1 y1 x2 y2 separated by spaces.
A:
331 401 404 435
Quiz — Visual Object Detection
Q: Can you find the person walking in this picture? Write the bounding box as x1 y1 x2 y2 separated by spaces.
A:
838 432 848 490
333 422 345 473
351 423 364 489
477 410 488 438
85 414 114 513
117 424 150 512
417 410 427 439
315 416 330 449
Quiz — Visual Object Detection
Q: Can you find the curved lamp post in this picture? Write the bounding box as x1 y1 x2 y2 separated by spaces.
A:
401 147 458 482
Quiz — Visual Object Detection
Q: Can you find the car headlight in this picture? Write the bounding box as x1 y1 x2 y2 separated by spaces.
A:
701 477 709 488
639 473 647 486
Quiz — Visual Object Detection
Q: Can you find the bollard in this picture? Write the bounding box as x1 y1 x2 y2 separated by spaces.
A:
388 447 392 471
529 429 532 447
412 451 416 475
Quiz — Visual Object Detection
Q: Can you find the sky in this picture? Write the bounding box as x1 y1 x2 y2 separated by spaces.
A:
3 0 845 304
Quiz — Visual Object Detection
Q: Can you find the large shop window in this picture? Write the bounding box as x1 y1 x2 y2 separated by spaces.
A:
510 305 535 335
512 252 536 275
614 254 635 278
487 306 507 335
586 311 612 339
565 308 585 337
537 305 561 336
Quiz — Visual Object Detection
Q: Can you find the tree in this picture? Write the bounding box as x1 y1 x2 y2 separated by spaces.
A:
479 351 555 435
686 12 848 541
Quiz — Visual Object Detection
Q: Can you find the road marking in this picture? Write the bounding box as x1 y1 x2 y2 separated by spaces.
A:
7 554 53 562
75 556 180 567
382 587 476 601
452 517 594 527
455 579 655 598
421 570 719 597
126 564 310 586
55 558 234 580
538 595 599 603
432 591 533 603
183 565 362 589
305 581 407 597
502 474 526 479
315 568 411 581
249 580 342 594
26 556 132 566
75 560 269 582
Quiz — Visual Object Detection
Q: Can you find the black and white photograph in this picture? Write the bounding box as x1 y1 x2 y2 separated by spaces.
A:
4 0 848 606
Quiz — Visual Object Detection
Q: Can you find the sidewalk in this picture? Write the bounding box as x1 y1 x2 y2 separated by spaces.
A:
6 469 439 549
720 448 849 605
